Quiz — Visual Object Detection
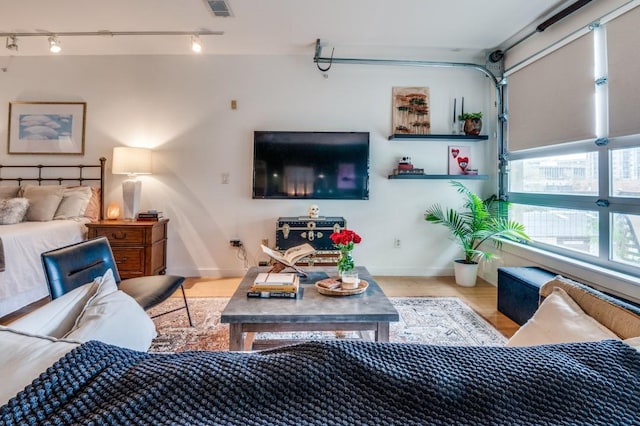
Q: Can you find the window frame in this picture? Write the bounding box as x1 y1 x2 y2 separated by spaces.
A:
503 21 640 279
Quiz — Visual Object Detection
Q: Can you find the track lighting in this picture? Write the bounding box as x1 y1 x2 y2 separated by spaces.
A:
48 36 61 53
191 35 202 53
5 35 18 51
0 30 223 54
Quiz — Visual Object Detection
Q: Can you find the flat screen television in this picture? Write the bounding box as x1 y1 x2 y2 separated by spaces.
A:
252 131 370 200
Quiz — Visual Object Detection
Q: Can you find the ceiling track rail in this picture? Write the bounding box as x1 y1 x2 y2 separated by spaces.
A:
313 39 499 88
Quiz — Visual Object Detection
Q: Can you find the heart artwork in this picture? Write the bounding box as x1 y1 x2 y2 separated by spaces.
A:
451 148 460 158
457 157 469 171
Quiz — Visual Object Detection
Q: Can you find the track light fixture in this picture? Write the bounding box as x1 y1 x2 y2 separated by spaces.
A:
5 35 18 51
48 36 61 53
191 35 202 53
0 30 223 54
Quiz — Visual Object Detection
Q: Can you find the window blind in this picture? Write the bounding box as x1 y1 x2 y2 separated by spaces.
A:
507 33 595 152
607 6 640 138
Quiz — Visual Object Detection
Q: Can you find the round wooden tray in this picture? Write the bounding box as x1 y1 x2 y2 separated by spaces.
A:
315 279 369 296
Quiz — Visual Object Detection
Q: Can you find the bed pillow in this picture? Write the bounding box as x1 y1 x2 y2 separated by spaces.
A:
21 185 65 221
54 186 93 220
0 326 80 407
65 269 157 351
83 186 101 222
8 278 101 338
0 186 20 200
507 287 620 347
0 198 29 225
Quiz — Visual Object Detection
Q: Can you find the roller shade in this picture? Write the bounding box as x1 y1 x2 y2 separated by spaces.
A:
607 6 640 138
507 33 595 152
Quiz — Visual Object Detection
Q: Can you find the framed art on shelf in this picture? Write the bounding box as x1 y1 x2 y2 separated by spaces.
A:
448 146 472 175
392 87 430 135
7 101 86 155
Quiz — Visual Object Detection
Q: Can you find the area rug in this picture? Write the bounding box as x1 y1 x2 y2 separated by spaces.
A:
148 297 506 352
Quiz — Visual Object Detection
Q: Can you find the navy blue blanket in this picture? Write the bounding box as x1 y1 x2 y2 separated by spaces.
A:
1 339 639 425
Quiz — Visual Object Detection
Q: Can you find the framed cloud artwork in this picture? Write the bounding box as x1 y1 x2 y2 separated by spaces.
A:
7 101 86 155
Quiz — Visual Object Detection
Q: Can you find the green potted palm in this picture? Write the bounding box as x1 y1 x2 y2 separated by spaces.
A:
424 181 530 286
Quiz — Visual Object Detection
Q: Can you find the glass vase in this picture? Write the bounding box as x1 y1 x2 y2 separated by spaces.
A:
337 249 354 275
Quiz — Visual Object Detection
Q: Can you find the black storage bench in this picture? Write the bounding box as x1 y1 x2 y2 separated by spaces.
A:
497 267 558 325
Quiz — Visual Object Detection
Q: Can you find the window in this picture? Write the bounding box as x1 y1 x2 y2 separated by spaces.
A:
505 11 640 277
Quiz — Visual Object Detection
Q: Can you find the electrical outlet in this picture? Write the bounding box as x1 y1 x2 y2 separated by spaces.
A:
229 239 242 247
394 238 401 248
261 238 269 247
221 173 230 184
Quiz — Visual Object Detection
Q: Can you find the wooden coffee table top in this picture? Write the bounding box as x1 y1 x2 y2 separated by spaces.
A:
221 266 399 324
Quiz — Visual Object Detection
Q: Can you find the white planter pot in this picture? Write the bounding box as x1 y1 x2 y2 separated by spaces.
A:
453 260 479 287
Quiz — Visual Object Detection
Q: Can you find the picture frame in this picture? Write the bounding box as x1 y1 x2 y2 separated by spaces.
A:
448 146 472 175
7 101 86 155
392 87 430 135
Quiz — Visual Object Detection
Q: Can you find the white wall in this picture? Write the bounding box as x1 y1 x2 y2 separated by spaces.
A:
0 54 498 277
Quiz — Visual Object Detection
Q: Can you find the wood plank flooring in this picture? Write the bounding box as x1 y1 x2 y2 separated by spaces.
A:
2 275 520 339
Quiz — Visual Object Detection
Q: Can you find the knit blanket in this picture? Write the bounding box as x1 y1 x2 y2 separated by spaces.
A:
1 339 639 425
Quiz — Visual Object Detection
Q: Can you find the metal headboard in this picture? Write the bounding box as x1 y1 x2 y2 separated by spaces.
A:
0 157 106 220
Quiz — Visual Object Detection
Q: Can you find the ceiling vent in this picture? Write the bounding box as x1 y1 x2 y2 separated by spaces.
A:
206 0 233 17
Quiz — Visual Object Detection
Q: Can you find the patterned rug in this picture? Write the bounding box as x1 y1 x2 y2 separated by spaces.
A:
148 297 506 352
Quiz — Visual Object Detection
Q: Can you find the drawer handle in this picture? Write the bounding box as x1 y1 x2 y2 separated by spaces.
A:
111 232 127 240
116 257 128 264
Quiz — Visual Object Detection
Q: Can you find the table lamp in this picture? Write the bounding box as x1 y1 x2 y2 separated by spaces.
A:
112 147 152 220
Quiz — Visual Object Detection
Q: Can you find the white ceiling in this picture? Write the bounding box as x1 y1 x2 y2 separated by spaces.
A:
0 0 569 58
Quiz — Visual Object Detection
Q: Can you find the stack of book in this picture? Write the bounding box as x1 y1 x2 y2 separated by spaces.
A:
247 272 299 298
137 211 164 221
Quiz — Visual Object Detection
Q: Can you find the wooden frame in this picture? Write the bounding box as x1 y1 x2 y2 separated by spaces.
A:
7 101 86 155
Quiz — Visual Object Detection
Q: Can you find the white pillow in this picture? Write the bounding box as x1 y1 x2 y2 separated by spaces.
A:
0 198 29 224
54 186 93 219
507 287 620 347
21 184 65 221
0 326 79 406
0 186 20 200
8 279 101 338
65 269 157 351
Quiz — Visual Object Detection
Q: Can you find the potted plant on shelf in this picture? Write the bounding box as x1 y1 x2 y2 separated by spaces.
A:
458 112 483 135
424 181 530 287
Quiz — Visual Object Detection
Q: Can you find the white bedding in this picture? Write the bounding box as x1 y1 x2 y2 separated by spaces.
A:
0 219 89 317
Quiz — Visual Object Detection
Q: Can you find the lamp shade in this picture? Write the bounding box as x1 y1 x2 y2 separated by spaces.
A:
112 147 152 175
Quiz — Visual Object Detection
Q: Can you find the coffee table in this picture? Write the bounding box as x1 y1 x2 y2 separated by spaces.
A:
221 266 399 351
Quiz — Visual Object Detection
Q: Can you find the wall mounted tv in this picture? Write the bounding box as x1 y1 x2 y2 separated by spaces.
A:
252 131 370 200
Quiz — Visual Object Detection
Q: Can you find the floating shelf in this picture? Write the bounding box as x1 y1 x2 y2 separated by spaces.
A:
388 134 488 141
388 174 489 180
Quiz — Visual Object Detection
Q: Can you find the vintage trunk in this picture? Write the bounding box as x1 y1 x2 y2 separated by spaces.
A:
275 216 346 265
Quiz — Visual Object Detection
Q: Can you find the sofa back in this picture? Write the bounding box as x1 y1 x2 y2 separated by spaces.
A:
541 276 640 339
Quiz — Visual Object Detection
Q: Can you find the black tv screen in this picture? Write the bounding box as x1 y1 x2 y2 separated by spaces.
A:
252 131 370 200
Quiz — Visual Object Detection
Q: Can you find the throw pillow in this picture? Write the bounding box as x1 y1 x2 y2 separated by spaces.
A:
54 186 93 220
0 186 20 200
65 269 157 351
21 185 65 221
83 186 101 222
0 198 29 225
8 278 101 338
507 287 620 347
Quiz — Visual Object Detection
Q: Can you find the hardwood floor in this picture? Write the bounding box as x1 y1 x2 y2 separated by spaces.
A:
1 274 519 339
182 274 519 338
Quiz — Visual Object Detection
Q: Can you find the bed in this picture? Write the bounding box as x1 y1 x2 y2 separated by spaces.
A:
0 275 639 425
0 159 105 318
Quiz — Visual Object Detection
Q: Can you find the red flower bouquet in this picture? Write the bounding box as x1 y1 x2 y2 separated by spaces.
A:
329 229 362 273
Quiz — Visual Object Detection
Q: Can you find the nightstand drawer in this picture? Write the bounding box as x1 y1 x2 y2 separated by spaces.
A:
112 248 144 273
91 227 145 245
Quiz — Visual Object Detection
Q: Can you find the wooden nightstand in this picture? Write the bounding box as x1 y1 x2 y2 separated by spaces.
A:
86 219 169 279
